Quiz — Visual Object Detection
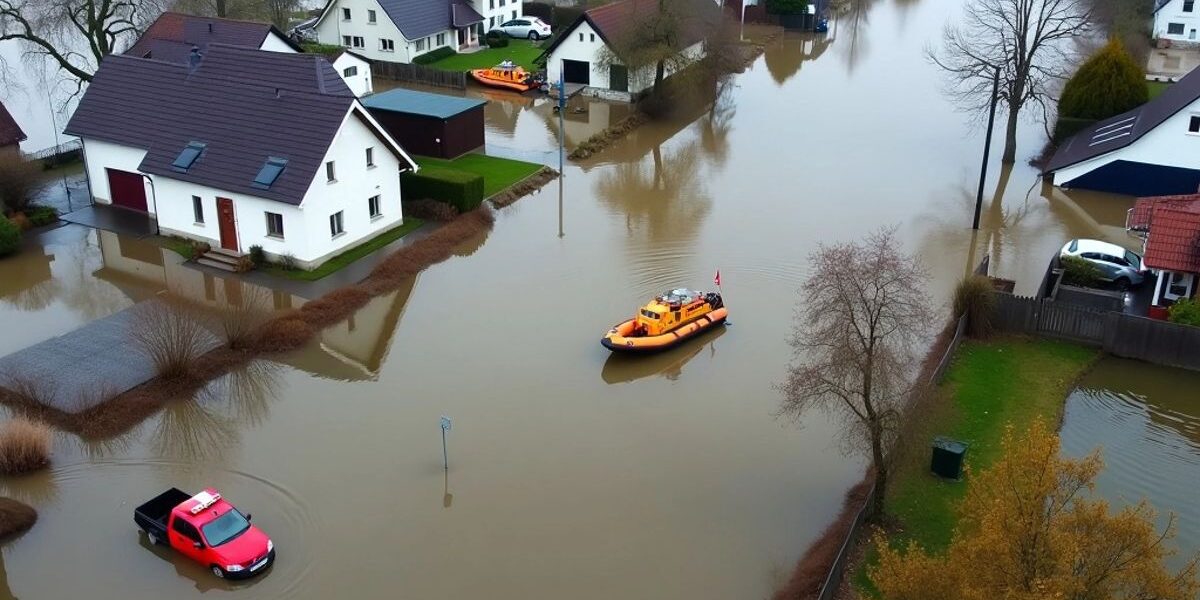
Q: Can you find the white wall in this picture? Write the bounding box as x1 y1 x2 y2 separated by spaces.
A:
295 105 405 266
1155 0 1200 43
259 32 299 53
333 53 374 96
546 22 706 100
1055 96 1200 186
80 137 152 211
314 0 456 62
472 0 523 32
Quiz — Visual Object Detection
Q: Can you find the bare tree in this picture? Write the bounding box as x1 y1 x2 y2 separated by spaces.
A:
597 0 723 99
0 0 166 93
929 0 1090 163
262 0 300 30
777 227 932 518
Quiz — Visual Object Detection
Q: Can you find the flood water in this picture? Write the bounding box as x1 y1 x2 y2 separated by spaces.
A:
1061 359 1200 570
0 0 1171 596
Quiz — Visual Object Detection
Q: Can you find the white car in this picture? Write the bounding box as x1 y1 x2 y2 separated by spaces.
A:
494 17 552 40
1059 239 1146 290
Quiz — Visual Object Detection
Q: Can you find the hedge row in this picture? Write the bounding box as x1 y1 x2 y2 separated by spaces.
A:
401 166 485 213
413 46 456 64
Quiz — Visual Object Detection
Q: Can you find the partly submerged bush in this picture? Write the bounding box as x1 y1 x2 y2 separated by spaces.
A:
403 198 459 222
0 497 37 539
129 300 211 379
0 152 42 214
0 418 51 475
953 275 996 338
0 215 20 257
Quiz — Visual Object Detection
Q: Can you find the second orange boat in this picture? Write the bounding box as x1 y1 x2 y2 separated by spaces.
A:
469 61 539 92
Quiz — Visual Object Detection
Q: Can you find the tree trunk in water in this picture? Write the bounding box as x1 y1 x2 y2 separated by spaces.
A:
1001 104 1020 164
869 427 887 518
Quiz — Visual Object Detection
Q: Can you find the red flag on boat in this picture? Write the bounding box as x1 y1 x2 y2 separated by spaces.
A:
714 269 721 287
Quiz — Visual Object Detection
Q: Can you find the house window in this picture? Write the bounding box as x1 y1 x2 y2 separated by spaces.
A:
490 16 495 27
326 161 336 182
1165 272 1195 300
590 33 595 42
490 0 495 8
368 9 377 22
437 33 446 46
1169 22 1185 35
1186 0 1195 11
352 36 365 48
365 147 375 167
416 38 426 52
342 35 352 46
512 9 517 19
342 7 351 20
254 157 287 188
330 211 345 237
172 141 205 171
500 0 505 6
192 195 204 224
368 195 382 219
344 65 358 77
1189 115 1200 133
266 212 284 238
381 38 395 51
579 33 584 42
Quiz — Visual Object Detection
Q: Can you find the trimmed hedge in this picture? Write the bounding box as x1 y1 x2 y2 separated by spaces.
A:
401 166 485 212
485 31 510 48
0 215 20 257
414 46 457 64
301 42 345 57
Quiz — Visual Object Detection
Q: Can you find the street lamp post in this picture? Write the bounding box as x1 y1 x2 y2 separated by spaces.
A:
972 67 1001 231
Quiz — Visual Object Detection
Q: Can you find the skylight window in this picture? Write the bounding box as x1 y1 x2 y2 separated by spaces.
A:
254 157 288 188
172 142 206 171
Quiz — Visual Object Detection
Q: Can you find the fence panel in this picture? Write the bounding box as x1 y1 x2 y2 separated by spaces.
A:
371 62 466 90
1036 300 1105 345
1106 314 1200 371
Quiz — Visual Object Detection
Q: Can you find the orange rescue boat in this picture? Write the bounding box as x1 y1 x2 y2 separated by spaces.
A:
602 289 728 354
469 61 539 92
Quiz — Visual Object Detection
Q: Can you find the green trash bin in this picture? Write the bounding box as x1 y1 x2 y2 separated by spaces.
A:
931 437 968 480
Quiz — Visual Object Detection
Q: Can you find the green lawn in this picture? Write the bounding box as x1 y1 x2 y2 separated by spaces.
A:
855 337 1098 594
416 154 542 197
1148 80 1171 100
263 218 424 281
422 40 544 71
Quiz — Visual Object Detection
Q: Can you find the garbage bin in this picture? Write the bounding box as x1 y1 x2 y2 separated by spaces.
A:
931 437 968 480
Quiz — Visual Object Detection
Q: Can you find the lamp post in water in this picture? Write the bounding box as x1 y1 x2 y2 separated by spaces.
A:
973 67 1001 230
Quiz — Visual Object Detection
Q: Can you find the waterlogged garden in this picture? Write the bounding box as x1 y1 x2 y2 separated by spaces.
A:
0 0 1199 596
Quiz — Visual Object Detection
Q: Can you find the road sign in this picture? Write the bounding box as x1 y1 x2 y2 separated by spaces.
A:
440 416 452 431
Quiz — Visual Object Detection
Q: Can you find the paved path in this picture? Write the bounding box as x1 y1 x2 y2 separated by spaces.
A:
0 302 218 412
60 205 157 238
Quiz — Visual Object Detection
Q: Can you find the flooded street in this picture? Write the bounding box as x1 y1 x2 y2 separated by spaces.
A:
1061 359 1200 570
0 0 1168 596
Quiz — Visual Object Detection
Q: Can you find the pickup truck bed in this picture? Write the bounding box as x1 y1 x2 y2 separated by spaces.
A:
134 487 190 544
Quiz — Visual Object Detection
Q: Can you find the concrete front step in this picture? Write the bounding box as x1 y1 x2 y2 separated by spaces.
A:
200 250 241 266
197 257 240 272
207 246 245 259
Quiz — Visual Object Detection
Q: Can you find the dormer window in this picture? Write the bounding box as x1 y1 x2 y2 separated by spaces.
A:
254 157 288 188
172 141 205 171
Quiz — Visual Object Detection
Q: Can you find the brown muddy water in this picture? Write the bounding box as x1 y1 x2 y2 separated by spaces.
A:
0 0 1168 596
1061 359 1200 570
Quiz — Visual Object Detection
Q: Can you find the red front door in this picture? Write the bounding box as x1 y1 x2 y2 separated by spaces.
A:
216 198 238 252
105 168 148 212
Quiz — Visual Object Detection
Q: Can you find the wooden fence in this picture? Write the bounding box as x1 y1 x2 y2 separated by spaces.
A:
992 293 1200 371
371 62 466 90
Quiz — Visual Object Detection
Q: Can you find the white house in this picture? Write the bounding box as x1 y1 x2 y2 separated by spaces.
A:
125 12 375 96
331 50 375 96
1154 0 1200 45
65 45 418 270
539 0 719 102
311 0 502 63
1043 65 1200 197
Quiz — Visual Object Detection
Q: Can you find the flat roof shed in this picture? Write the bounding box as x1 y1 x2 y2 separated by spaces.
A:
362 89 487 159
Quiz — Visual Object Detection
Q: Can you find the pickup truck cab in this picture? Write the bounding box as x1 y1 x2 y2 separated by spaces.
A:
134 487 275 579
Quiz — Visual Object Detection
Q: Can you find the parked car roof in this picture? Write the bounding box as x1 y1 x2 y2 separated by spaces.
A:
1044 66 1200 173
65 45 412 206
1064 239 1137 256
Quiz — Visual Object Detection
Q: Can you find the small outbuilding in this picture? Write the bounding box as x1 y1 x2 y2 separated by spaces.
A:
361 88 486 159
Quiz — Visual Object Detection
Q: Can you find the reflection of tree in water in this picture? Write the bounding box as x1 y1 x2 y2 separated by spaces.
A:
699 79 737 166
151 361 281 460
892 0 921 32
0 247 59 311
763 33 834 85
835 0 878 74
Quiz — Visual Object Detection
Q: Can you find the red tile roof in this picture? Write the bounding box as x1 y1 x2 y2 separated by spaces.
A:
1129 193 1200 231
0 101 26 148
1143 206 1200 273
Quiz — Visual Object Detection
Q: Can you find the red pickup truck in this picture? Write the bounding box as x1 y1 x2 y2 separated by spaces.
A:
134 487 275 579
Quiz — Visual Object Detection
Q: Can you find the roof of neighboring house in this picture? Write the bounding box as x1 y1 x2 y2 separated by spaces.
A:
313 0 459 41
0 101 26 147
538 0 723 61
126 12 303 62
361 88 486 118
65 45 414 206
1143 207 1200 273
1045 67 1200 173
1129 193 1200 231
1154 0 1172 13
451 2 485 27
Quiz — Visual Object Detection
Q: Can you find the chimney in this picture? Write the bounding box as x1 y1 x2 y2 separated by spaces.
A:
188 46 202 71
